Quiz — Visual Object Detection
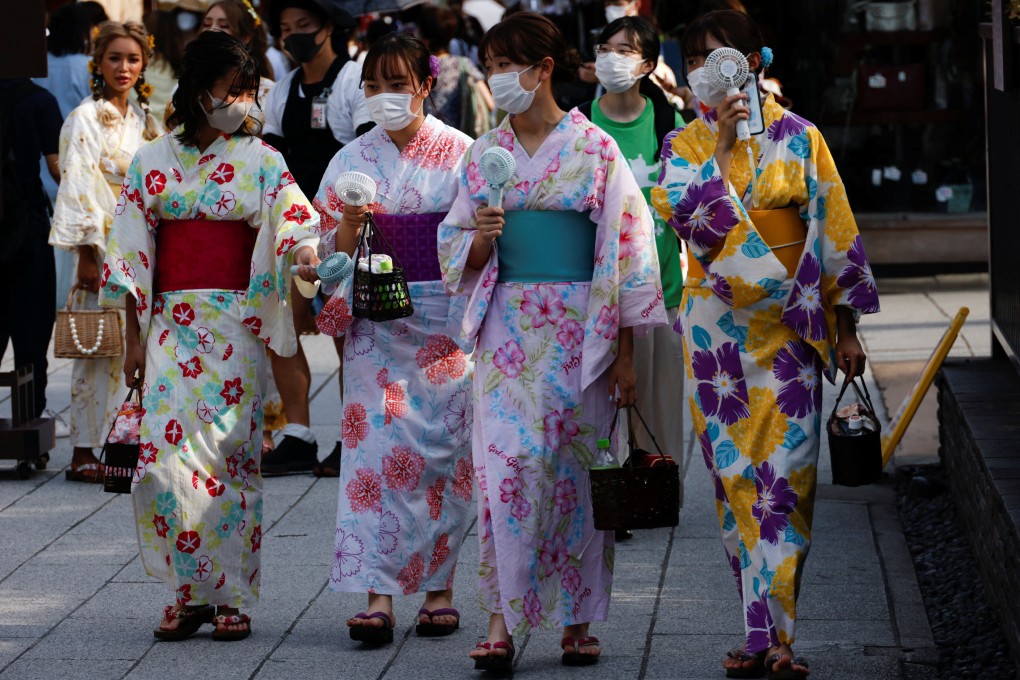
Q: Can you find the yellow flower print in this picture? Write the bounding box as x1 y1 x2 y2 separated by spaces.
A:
769 554 801 619
148 34 156 50
650 185 672 223
754 159 807 210
787 463 817 538
138 82 154 99
745 304 795 369
688 395 707 436
727 386 786 467
723 473 760 549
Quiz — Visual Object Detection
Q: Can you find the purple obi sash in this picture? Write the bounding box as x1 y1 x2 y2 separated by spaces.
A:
372 212 444 283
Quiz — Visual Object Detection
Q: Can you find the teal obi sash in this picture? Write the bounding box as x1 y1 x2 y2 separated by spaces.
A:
497 210 596 283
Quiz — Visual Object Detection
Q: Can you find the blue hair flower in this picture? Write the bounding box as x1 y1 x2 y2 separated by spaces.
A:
760 46 774 69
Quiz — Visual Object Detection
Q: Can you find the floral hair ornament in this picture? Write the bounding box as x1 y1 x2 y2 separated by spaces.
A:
242 0 261 27
429 55 441 80
760 46 773 69
148 34 156 50
91 25 100 41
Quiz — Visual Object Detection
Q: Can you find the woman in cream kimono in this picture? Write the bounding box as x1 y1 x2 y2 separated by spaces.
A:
50 20 162 482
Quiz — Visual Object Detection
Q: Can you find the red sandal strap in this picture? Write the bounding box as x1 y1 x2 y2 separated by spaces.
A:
214 613 250 626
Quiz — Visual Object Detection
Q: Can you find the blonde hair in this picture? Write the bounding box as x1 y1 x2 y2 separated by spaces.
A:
91 20 161 141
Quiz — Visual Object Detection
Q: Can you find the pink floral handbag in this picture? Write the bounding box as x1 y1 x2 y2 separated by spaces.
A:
100 383 144 494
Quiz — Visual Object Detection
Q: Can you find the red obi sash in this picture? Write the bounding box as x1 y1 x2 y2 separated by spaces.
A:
155 219 256 294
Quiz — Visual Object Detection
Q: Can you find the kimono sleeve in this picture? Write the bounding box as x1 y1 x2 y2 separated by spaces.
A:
310 150 356 336
651 128 786 308
50 108 108 252
100 153 155 340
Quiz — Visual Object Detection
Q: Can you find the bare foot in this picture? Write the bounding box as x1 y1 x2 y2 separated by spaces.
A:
562 623 601 659
723 648 765 673
468 614 512 661
768 644 810 676
157 603 210 632
420 588 457 627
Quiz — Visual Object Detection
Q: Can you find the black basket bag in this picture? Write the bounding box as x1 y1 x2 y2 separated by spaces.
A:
352 212 413 321
828 377 883 487
589 406 681 531
100 382 142 494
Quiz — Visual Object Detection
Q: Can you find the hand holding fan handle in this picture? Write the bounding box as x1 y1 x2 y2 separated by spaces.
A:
705 47 751 141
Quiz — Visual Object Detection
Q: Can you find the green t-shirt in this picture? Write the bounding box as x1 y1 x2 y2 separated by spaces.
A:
591 95 684 309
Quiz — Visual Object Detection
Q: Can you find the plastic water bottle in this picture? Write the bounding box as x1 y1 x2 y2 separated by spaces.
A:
847 415 864 436
591 438 619 469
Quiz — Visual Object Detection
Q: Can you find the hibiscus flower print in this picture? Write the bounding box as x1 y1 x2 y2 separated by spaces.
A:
493 340 526 379
499 477 523 503
561 566 582 595
782 252 827 341
766 113 808 142
330 528 365 583
556 319 584 350
835 235 880 312
543 408 580 450
594 304 619 340
772 340 821 419
497 129 514 150
416 334 468 385
583 127 618 161
538 534 569 577
752 461 798 545
342 402 370 449
675 176 739 250
510 495 532 521
520 285 566 329
465 161 486 195
617 212 645 260
554 479 578 515
523 588 543 628
397 552 425 595
347 468 382 513
691 342 749 426
382 446 427 492
745 593 779 652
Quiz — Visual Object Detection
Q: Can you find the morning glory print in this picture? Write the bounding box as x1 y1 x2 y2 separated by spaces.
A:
652 95 880 653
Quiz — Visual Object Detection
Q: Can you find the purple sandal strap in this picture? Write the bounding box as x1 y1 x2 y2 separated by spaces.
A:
421 607 460 618
355 611 394 627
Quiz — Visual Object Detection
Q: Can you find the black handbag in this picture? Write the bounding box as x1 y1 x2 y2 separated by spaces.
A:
352 212 413 322
99 382 142 494
827 377 883 487
589 405 681 531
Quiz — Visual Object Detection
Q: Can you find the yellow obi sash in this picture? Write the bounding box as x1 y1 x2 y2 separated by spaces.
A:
686 206 806 280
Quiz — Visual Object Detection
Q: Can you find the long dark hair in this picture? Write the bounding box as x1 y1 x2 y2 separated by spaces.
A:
204 0 274 79
681 10 764 75
143 10 186 78
168 30 262 147
47 4 92 57
597 16 672 111
480 12 580 87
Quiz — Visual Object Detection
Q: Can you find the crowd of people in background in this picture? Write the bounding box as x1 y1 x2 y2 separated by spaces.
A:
0 1 880 678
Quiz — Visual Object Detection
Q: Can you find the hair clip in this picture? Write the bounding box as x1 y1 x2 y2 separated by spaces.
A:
760 46 773 69
148 34 156 50
242 0 261 27
429 54 441 79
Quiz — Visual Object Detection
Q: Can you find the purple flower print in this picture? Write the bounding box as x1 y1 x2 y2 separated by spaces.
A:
752 461 799 545
493 340 526 378
544 408 580 450
556 319 584 350
745 594 779 653
836 235 880 313
330 527 364 583
521 285 566 329
691 342 750 426
523 588 543 628
782 252 827 342
499 477 522 503
538 534 569 577
707 271 735 307
554 479 578 515
561 566 582 595
510 495 532 521
675 177 739 250
728 551 743 599
772 340 821 419
766 112 809 142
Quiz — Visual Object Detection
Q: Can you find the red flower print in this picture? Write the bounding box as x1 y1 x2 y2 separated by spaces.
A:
583 127 618 161
222 343 234 360
198 154 215 165
452 458 473 501
428 534 450 578
543 408 580 450
242 316 262 335
383 446 426 492
178 356 203 379
427 476 446 520
152 295 165 316
346 468 382 514
139 442 158 465
523 588 542 627
521 285 566 330
211 191 237 216
100 263 111 287
276 236 297 256
165 419 183 446
416 334 468 385
145 170 167 195
250 525 262 552
153 514 169 538
383 382 407 425
500 477 522 503
341 402 369 449
205 475 225 497
175 530 201 554
171 302 195 326
561 566 582 595
138 251 149 269
281 171 295 186
556 319 584 351
493 340 526 379
316 295 353 337
220 378 244 405
554 479 578 515
172 168 182 182
210 163 234 185
538 534 568 577
283 204 312 224
215 573 225 589
135 290 147 314
249 569 259 586
192 470 200 489
158 329 170 346
176 584 192 606
397 552 425 595
618 212 646 261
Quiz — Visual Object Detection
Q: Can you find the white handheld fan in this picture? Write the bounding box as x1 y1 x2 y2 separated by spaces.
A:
334 171 377 207
479 146 516 208
704 47 751 141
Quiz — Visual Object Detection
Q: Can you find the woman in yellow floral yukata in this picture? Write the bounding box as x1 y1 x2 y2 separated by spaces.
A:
652 11 879 680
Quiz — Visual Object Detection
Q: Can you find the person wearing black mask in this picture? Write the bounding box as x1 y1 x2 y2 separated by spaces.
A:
261 0 373 477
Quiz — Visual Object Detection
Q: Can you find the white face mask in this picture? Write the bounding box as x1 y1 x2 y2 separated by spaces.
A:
488 64 538 115
604 0 636 24
203 91 253 134
595 52 643 93
686 66 726 108
365 88 423 131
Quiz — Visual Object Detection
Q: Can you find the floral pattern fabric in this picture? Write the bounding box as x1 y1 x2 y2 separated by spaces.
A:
437 110 667 634
101 131 319 608
313 116 476 594
652 96 880 652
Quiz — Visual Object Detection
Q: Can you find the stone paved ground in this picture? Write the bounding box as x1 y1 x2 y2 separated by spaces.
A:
0 274 988 679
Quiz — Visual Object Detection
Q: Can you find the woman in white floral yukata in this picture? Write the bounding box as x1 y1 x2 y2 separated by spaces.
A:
313 32 474 646
101 31 320 642
438 12 666 673
652 11 880 680
49 20 162 482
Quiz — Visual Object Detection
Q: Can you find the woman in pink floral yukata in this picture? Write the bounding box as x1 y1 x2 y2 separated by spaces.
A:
101 31 320 642
438 12 667 673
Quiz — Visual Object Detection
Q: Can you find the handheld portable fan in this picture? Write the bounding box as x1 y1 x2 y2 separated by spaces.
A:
289 251 355 298
704 47 751 141
334 171 377 207
479 146 516 208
